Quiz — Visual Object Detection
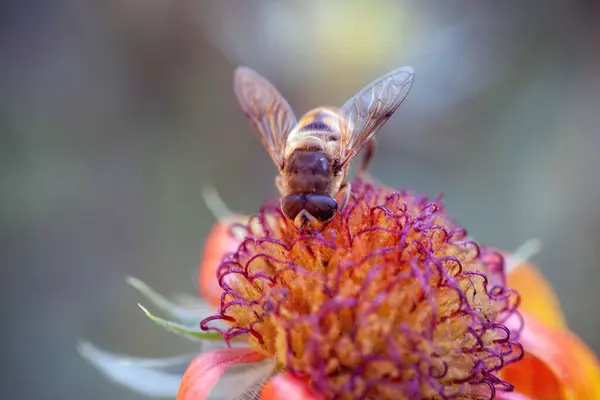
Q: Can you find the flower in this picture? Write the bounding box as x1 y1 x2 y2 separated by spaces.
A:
196 178 522 399
79 178 600 400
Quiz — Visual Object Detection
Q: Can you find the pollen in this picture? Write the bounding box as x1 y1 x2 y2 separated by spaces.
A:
201 179 523 399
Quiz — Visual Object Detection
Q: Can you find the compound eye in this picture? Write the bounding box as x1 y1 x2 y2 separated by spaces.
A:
304 195 338 222
281 194 304 221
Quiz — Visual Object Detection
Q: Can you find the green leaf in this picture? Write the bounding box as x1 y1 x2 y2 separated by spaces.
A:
138 304 222 342
506 238 543 273
126 276 216 325
78 341 188 397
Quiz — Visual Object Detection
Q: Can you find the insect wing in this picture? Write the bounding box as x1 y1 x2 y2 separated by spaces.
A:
233 66 297 169
337 66 414 167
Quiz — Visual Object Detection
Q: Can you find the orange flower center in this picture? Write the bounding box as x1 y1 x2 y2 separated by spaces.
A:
201 179 523 399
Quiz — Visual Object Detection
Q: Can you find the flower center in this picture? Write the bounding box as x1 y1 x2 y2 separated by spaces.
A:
201 179 522 399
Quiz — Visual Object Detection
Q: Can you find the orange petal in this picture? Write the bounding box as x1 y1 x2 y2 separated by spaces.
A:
198 216 249 307
177 348 265 400
506 258 566 330
502 313 600 400
261 373 325 400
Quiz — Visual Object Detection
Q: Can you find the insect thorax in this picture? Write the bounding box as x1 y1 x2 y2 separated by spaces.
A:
283 149 334 194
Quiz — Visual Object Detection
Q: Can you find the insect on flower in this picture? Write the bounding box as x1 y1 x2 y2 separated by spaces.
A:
234 66 414 229
78 67 600 400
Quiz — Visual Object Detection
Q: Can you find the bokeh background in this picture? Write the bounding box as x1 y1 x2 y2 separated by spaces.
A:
2 1 600 399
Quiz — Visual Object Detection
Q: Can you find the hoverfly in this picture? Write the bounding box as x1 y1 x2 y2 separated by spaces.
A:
234 66 414 229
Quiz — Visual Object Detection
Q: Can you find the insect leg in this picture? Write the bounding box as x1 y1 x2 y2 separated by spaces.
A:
358 138 376 175
294 209 318 229
336 182 352 211
275 176 286 196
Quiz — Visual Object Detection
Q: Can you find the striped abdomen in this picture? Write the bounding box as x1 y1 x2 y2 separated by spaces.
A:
296 107 340 132
284 107 343 160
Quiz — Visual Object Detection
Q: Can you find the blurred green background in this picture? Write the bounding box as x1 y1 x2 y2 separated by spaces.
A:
2 1 599 399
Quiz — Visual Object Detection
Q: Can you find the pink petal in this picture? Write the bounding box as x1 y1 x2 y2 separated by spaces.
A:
495 393 534 400
177 348 265 400
260 372 325 400
198 217 248 307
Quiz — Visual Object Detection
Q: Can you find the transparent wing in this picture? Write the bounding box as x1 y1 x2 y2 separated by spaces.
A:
233 66 297 169
337 66 414 167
